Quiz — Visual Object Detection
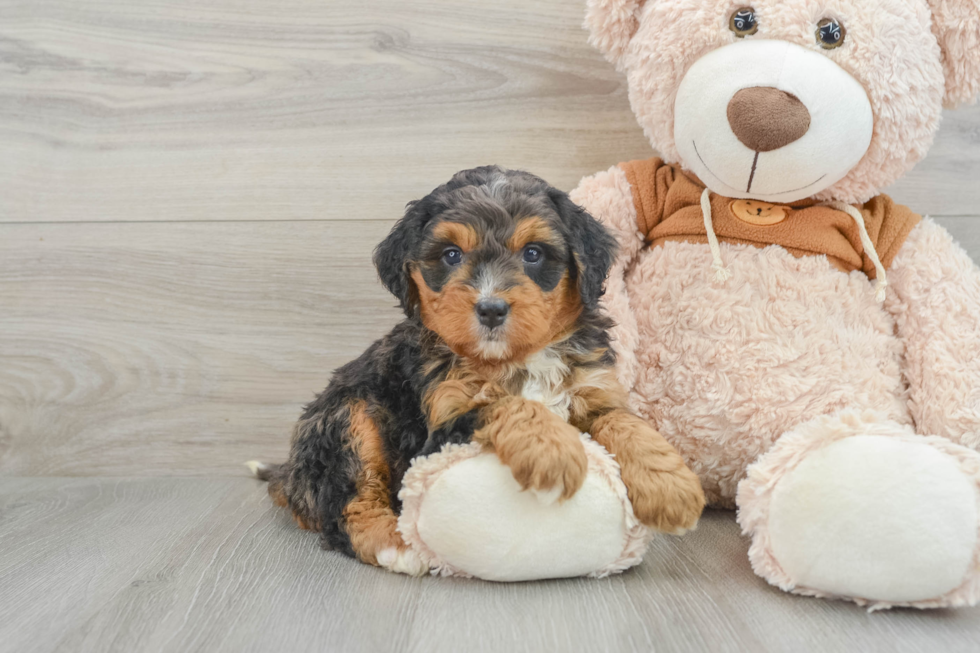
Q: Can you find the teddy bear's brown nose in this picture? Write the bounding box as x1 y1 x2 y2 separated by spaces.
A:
727 87 811 152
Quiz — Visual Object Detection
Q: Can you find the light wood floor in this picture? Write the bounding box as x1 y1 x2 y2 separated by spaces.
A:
2 0 980 651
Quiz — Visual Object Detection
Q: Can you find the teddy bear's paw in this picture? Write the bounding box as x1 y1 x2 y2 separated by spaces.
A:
740 415 980 608
376 546 429 577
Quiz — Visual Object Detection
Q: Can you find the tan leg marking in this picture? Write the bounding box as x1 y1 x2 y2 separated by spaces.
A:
342 401 406 566
591 409 705 533
474 396 588 501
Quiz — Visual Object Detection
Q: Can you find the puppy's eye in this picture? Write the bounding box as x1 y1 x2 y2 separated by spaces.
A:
522 245 543 264
442 246 463 266
816 18 845 49
729 7 758 37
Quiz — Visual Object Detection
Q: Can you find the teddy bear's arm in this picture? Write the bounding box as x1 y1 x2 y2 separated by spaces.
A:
885 218 980 449
570 166 645 391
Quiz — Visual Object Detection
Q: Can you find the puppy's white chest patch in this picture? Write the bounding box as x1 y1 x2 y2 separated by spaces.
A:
520 349 572 421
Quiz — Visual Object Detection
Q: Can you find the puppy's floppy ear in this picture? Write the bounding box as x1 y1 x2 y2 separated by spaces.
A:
373 199 431 315
926 0 980 107
548 188 617 310
584 0 646 68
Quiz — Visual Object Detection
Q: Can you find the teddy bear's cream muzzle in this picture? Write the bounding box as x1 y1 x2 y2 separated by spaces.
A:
674 39 874 204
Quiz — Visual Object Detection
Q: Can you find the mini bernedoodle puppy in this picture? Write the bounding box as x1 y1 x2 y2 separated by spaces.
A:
250 166 705 575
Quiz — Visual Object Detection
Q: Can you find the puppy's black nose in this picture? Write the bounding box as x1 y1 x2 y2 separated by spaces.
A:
475 298 509 328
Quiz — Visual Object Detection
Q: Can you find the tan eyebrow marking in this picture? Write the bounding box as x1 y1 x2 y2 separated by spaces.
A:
431 221 480 252
507 216 557 251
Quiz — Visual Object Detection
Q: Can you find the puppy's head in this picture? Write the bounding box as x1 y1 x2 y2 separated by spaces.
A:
374 166 616 363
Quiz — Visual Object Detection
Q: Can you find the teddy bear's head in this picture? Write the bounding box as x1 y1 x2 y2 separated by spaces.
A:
586 0 980 204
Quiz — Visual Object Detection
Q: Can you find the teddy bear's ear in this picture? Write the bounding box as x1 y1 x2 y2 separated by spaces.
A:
927 0 980 107
584 0 646 66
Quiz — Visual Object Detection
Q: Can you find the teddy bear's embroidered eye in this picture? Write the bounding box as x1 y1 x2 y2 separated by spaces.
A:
816 18 846 49
729 7 759 38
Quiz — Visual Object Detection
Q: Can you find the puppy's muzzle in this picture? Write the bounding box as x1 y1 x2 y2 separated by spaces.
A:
475 298 509 328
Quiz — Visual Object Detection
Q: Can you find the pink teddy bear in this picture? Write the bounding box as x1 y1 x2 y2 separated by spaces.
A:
572 0 980 609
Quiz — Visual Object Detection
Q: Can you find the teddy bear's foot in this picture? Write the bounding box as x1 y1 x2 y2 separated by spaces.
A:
737 410 980 609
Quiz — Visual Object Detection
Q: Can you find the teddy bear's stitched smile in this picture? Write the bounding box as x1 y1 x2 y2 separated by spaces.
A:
692 139 827 197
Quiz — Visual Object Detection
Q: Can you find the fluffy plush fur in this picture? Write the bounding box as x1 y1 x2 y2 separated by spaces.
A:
251 166 704 574
576 0 980 608
885 218 980 448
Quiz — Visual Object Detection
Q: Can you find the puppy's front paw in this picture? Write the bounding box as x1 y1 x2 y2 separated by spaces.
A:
621 455 705 534
529 484 565 506
590 410 706 533
498 426 588 502
476 397 588 502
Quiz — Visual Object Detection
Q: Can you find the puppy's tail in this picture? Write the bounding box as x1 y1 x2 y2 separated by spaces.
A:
245 460 280 482
246 460 289 507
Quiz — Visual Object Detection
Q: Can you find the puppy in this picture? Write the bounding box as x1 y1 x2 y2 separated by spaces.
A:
249 166 705 575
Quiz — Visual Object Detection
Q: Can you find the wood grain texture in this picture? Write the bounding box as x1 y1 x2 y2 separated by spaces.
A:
0 0 650 223
0 220 400 476
1 0 978 223
2 478 979 653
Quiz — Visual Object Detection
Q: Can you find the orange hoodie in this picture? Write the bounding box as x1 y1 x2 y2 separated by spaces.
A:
620 157 921 277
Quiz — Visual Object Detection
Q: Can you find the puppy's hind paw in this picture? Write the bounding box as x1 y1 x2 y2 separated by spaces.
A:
377 546 429 577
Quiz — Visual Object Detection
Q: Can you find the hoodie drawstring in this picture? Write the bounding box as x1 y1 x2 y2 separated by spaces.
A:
701 188 731 282
821 201 888 302
698 188 887 302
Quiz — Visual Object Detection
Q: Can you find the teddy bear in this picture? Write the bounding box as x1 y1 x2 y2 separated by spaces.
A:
570 0 980 609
